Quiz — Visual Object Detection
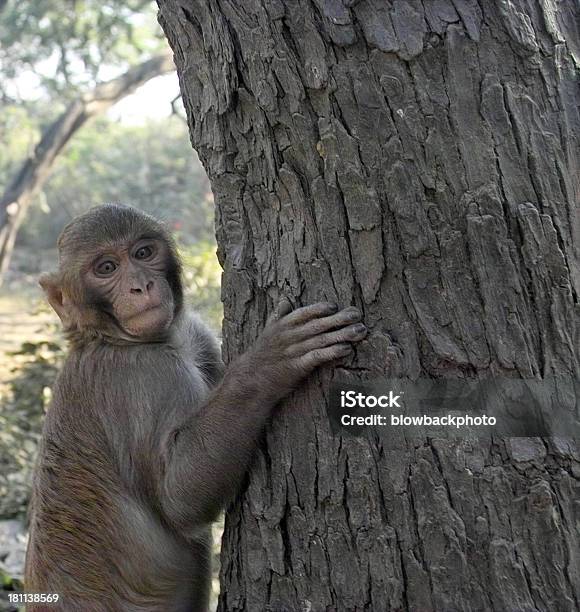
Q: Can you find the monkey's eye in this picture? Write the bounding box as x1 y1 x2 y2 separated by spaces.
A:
95 260 118 276
134 245 154 260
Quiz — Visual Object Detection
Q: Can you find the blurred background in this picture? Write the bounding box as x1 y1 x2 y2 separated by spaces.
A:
0 1 222 609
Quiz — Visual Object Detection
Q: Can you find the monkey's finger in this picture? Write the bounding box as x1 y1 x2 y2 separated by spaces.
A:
289 307 362 340
271 297 294 321
286 323 367 357
281 302 339 326
296 343 353 370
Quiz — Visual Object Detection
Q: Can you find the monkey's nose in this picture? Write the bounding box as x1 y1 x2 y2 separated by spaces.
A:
130 280 154 294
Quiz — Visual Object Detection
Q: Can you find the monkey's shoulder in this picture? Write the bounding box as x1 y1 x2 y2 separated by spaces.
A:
170 309 224 387
50 344 206 419
45 312 222 430
42 342 210 481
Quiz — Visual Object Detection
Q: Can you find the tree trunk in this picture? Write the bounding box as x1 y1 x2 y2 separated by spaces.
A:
158 1 579 610
0 53 175 283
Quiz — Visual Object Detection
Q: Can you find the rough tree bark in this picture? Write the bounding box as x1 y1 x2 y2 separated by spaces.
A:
0 53 175 283
158 1 579 610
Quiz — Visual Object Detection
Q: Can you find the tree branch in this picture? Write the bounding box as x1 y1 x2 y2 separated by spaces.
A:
0 52 175 282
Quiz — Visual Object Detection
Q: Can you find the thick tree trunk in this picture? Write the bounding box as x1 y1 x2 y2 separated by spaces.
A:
0 53 175 283
158 1 579 610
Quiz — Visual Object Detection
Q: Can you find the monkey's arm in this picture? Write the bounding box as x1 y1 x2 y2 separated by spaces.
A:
160 302 366 533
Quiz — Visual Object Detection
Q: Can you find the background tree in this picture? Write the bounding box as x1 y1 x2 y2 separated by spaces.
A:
18 118 213 249
0 0 174 281
158 1 580 610
0 6 221 601
0 110 222 601
11 115 222 327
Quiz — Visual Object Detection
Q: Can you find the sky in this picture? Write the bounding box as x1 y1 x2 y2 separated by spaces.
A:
108 72 182 125
7 60 182 127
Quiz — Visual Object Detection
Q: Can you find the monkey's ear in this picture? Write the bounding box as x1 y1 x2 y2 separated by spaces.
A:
39 272 69 323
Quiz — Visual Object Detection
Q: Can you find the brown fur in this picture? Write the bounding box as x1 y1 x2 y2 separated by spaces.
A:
25 204 366 611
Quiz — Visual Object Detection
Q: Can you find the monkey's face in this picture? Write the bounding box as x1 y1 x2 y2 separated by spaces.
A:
41 205 184 345
84 237 176 339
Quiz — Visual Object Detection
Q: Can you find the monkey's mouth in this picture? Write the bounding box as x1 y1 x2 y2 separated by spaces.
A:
142 302 162 313
120 302 173 338
126 302 164 320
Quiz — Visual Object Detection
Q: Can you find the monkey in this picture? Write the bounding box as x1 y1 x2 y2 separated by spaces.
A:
24 204 367 612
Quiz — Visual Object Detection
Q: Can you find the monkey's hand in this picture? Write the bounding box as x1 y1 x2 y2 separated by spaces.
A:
162 300 366 528
241 300 367 398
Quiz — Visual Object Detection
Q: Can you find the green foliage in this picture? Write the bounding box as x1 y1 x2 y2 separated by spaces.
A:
17 116 214 250
0 107 39 188
0 569 12 589
0 0 163 99
7 340 64 421
0 567 24 612
0 336 64 518
0 566 22 590
180 242 223 332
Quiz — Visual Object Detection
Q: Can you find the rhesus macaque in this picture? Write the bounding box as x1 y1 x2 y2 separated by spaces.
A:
25 204 367 612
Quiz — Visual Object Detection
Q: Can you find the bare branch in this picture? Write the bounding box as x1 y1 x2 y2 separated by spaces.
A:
0 52 176 281
170 93 188 126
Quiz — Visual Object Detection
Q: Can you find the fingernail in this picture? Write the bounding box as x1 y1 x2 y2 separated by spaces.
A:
328 302 339 312
355 323 366 333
